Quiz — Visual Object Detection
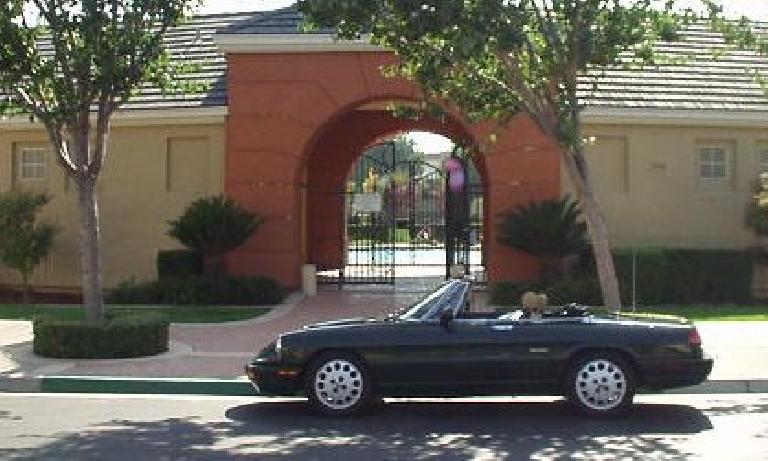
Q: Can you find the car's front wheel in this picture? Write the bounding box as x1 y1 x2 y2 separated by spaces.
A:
305 352 372 416
565 352 635 417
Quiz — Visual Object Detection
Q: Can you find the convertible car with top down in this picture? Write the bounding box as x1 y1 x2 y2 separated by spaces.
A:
245 280 713 416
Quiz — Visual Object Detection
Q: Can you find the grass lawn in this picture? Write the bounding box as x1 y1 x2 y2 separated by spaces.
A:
635 305 768 322
0 305 270 323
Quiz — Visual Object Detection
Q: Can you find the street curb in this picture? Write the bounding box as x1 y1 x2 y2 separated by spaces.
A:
662 379 768 394
0 375 40 393
38 376 256 396
1 375 767 396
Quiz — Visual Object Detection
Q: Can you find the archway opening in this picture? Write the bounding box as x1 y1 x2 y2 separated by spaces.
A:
339 131 484 284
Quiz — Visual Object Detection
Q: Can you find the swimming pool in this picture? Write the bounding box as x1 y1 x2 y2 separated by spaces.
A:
346 246 483 266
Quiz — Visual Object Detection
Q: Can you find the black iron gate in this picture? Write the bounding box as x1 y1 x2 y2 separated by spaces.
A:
333 142 484 285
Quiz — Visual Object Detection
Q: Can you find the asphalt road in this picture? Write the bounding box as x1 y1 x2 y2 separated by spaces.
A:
0 393 767 460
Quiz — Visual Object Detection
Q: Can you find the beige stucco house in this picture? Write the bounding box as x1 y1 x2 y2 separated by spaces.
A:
0 8 765 292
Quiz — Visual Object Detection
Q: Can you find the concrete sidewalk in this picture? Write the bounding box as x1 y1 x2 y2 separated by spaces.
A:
1 290 767 395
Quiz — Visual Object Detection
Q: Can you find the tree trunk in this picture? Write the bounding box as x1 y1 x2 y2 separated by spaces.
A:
21 274 31 306
77 180 105 321
562 146 622 310
579 191 622 310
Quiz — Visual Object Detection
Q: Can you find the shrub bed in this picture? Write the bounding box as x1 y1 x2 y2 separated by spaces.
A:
33 313 169 359
107 275 284 306
157 250 202 280
612 249 753 305
492 248 754 307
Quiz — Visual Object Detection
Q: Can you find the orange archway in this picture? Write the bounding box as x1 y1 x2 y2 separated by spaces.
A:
224 51 561 289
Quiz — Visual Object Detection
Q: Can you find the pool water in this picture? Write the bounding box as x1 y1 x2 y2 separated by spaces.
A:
347 247 483 266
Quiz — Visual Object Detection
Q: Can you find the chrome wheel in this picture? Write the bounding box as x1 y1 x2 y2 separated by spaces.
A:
574 359 627 411
313 359 363 411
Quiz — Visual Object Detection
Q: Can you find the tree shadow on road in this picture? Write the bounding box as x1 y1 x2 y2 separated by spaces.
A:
0 410 22 421
0 399 715 460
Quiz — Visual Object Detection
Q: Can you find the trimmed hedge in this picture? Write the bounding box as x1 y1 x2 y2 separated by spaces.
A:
107 275 284 306
492 248 754 306
33 313 169 359
157 250 202 280
612 249 753 305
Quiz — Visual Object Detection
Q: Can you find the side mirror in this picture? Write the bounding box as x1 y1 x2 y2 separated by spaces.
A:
439 309 455 329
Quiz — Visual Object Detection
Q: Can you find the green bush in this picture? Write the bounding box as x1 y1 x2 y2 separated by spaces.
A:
107 276 284 306
33 313 169 359
348 219 390 243
157 250 203 280
497 195 588 258
580 248 753 305
660 250 752 304
168 196 263 256
613 249 669 305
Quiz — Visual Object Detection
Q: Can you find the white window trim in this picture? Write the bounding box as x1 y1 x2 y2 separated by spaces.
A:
697 144 730 181
18 147 48 181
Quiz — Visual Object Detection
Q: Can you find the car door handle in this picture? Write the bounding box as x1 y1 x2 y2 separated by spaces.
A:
491 325 515 331
529 347 549 353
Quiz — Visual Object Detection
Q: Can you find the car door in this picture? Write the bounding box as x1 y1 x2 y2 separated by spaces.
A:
409 318 577 393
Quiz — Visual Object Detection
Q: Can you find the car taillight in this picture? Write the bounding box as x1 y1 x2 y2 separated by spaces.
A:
688 328 702 347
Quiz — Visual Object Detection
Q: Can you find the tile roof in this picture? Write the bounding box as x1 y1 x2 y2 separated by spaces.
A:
8 7 768 115
580 25 768 113
219 6 332 35
121 12 249 111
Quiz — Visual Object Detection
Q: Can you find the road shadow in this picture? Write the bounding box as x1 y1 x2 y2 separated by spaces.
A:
0 399 714 460
0 410 22 421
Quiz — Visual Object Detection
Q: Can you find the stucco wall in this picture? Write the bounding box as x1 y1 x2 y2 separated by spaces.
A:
0 115 761 291
571 123 763 250
0 120 225 290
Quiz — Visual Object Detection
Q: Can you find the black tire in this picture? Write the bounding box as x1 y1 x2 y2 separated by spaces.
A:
564 351 635 417
304 351 374 416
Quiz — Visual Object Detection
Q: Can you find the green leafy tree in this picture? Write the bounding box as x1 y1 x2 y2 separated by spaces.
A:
0 191 59 305
0 1 200 321
168 196 264 276
498 196 587 280
299 0 720 308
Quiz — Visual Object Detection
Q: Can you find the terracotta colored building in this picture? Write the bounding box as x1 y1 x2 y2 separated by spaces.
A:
1 8 766 292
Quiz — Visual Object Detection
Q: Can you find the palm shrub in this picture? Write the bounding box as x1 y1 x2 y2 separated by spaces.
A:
168 196 263 275
0 191 59 305
497 195 588 280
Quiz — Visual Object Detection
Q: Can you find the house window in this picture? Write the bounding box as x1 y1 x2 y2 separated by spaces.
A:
19 147 47 180
699 146 729 180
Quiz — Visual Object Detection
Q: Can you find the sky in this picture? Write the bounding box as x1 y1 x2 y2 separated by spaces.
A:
198 1 768 154
200 1 768 19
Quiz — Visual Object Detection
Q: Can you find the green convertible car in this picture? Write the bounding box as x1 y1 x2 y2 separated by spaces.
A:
245 280 713 416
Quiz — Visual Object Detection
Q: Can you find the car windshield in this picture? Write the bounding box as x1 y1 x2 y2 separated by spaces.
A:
397 281 468 321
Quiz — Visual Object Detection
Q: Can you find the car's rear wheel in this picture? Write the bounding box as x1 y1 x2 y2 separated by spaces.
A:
305 351 373 416
565 352 635 417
